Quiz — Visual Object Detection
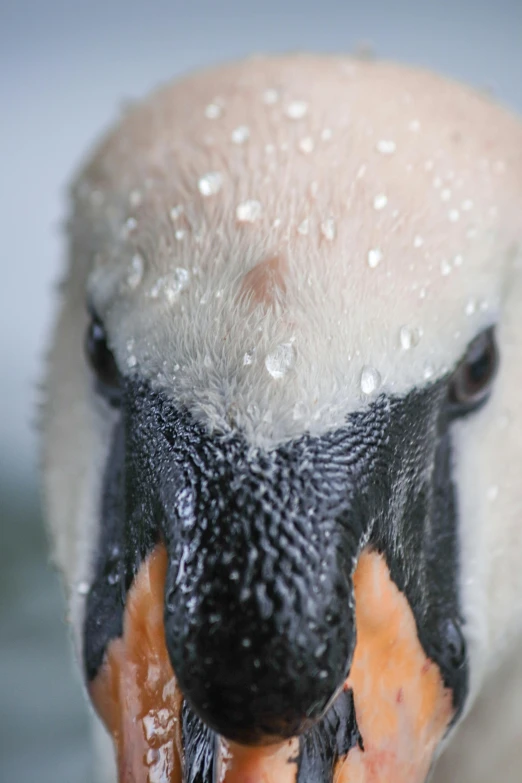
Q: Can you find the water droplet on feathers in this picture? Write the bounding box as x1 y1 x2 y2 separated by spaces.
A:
231 125 250 144
127 254 144 289
285 100 309 119
265 343 295 379
198 172 223 196
368 248 383 268
236 200 262 222
360 366 381 395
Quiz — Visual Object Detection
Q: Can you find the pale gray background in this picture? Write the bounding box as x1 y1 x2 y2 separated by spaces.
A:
1 1 521 780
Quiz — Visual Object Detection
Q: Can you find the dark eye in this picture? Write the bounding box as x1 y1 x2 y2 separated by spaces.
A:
85 315 121 404
449 327 498 411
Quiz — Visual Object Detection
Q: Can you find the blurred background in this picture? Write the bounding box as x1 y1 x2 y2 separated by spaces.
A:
1 0 521 779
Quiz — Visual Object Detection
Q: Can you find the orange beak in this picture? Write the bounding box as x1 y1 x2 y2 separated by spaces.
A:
337 552 453 782
88 546 183 783
89 546 453 782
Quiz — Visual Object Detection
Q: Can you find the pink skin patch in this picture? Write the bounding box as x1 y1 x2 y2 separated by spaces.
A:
239 254 287 308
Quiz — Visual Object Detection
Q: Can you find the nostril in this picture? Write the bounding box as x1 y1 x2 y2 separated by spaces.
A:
438 617 467 671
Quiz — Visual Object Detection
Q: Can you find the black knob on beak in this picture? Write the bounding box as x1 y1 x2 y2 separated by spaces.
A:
164 549 354 745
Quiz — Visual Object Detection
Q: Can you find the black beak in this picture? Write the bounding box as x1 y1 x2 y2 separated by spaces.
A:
84 378 468 780
160 424 364 744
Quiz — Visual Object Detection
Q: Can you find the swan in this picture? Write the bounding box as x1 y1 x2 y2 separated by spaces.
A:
41 55 522 782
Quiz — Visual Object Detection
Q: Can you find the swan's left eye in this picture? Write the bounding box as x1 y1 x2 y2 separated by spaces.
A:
449 328 498 411
85 315 122 404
